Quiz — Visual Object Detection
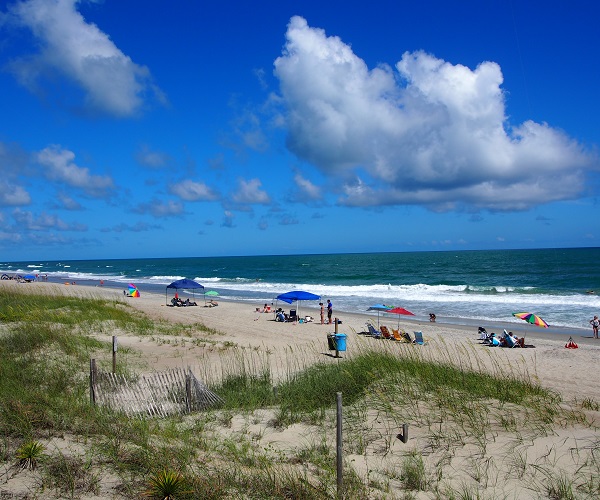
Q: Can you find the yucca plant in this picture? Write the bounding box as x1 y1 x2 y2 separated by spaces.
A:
145 468 188 499
15 440 45 470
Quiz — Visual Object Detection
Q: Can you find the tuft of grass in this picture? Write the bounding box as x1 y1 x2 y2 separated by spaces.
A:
43 452 101 498
580 398 600 411
15 440 45 470
545 473 576 500
399 450 429 491
145 468 188 499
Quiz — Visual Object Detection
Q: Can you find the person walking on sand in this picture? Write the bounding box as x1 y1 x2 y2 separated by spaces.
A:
327 299 333 324
590 315 599 339
319 303 324 324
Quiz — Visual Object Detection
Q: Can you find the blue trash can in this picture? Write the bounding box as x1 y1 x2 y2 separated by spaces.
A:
334 333 347 352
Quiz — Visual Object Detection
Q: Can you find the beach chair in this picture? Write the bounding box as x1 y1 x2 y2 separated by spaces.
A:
288 309 297 322
503 332 521 348
413 331 426 345
380 325 392 340
392 329 409 342
403 331 413 343
478 327 491 342
366 322 382 338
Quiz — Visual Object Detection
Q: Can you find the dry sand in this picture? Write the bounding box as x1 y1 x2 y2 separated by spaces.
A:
43 280 596 403
2 280 599 499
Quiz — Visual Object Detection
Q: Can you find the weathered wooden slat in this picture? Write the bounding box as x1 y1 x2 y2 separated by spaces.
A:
91 366 222 417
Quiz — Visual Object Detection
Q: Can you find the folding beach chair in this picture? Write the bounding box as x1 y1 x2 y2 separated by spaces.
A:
366 322 382 338
478 326 492 343
503 334 520 348
380 325 392 340
413 331 426 345
392 329 407 342
501 329 521 348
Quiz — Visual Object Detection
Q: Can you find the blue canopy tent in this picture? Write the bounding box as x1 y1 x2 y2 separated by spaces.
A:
275 290 321 321
166 279 204 305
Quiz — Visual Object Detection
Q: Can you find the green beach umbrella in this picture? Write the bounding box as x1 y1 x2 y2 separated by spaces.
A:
204 290 219 305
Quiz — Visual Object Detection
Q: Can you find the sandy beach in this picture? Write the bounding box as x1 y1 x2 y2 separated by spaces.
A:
29 279 596 402
2 279 599 498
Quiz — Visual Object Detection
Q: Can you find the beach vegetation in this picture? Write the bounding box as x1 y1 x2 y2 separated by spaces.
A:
580 397 600 411
42 451 101 498
399 449 429 491
145 468 188 499
15 439 45 470
0 287 597 498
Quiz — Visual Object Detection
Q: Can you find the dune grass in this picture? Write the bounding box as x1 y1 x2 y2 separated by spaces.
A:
0 287 598 499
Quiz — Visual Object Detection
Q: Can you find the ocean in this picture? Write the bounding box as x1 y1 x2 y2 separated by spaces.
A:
2 248 599 334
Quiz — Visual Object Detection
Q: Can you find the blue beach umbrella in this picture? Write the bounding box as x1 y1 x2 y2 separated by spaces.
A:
367 304 394 327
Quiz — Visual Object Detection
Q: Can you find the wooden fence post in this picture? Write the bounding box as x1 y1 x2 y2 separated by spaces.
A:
112 336 117 373
185 373 192 413
336 392 343 497
334 318 339 357
89 358 97 405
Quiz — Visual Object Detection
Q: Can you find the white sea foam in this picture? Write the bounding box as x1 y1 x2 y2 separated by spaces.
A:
2 262 597 331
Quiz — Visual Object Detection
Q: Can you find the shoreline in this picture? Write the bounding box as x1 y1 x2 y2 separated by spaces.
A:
1 274 592 340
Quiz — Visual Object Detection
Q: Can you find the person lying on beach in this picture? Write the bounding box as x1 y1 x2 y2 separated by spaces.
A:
254 304 269 320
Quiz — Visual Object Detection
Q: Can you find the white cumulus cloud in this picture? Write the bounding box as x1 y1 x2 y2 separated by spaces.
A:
291 171 322 202
6 0 160 117
169 179 219 202
231 178 270 205
274 16 596 211
36 145 114 197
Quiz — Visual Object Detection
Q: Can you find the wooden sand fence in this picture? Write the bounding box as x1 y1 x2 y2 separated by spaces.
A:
89 362 222 418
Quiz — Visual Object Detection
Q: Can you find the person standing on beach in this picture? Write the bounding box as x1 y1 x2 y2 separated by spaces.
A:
590 315 599 339
319 303 324 324
327 299 333 324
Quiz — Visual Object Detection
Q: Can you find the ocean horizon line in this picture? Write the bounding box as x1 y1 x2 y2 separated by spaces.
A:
3 244 599 264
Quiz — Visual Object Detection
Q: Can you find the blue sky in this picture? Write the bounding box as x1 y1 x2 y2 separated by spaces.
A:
1 0 599 261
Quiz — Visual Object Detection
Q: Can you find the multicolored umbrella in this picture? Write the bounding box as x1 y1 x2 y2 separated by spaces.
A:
128 284 140 298
512 312 548 328
386 306 415 328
